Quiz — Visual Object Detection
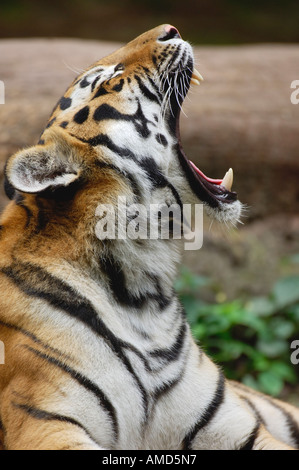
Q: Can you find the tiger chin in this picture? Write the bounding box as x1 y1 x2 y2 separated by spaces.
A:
0 25 298 451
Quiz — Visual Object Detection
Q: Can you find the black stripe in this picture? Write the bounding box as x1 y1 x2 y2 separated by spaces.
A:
139 158 183 209
23 345 119 440
0 417 5 447
46 117 56 129
239 423 260 450
91 74 103 92
4 172 16 200
92 87 110 100
95 161 142 203
112 79 125 92
149 320 186 363
133 100 151 138
78 132 138 160
83 139 183 224
100 253 171 310
13 402 98 447
93 102 150 138
141 67 163 100
35 198 48 233
286 414 299 449
134 75 160 104
169 45 181 70
74 136 182 211
152 369 184 402
0 319 73 361
1 261 149 421
80 77 90 88
231 382 299 449
183 370 225 449
15 194 33 228
155 134 168 147
123 172 143 203
93 103 127 122
240 395 265 426
139 156 173 187
267 398 299 449
180 51 187 69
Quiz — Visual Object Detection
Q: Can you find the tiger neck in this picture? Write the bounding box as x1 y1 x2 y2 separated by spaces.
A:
94 237 183 312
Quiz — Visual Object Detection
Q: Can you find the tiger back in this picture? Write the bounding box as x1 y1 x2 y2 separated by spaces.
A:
0 25 298 450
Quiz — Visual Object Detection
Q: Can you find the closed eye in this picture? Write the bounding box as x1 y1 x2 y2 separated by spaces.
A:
91 75 102 91
79 64 123 92
79 67 104 89
115 63 125 72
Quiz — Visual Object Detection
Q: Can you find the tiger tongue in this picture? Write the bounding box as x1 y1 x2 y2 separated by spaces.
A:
188 161 234 191
189 160 222 184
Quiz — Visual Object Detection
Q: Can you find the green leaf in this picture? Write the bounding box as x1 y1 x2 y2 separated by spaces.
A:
288 253 299 264
246 297 275 317
182 297 202 325
253 355 271 372
258 371 284 396
242 374 260 391
272 276 299 309
176 266 299 396
269 318 295 339
287 304 299 323
174 267 210 293
256 339 288 358
269 361 297 383
192 324 207 340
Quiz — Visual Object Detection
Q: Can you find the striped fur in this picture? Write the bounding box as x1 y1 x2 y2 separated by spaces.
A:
0 25 298 450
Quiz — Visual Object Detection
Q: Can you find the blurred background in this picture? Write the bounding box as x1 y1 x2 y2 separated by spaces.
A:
0 0 298 400
1 0 299 44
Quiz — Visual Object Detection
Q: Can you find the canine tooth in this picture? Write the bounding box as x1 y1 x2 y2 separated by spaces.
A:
222 168 233 191
192 68 204 82
190 78 201 86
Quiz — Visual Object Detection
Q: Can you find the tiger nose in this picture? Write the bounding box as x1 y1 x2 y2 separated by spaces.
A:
159 25 181 41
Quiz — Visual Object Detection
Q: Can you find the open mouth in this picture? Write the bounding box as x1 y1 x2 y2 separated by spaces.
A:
170 49 238 208
176 125 238 208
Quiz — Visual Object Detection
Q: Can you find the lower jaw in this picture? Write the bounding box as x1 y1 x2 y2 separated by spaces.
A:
175 142 220 208
174 111 237 208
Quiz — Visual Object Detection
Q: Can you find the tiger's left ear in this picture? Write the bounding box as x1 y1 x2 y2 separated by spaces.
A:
5 132 83 194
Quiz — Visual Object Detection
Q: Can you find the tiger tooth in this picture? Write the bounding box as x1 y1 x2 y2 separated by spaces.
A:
190 78 201 86
191 68 204 84
222 168 233 191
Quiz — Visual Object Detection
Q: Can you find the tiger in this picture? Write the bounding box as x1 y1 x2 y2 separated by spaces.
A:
0 24 298 451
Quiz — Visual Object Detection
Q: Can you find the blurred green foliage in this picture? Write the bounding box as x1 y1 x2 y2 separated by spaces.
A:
175 260 299 397
0 0 299 44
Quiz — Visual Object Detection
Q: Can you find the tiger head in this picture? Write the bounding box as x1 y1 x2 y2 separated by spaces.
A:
4 25 241 253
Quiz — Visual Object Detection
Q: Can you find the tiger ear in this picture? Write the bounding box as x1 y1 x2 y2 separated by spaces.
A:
5 133 82 194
